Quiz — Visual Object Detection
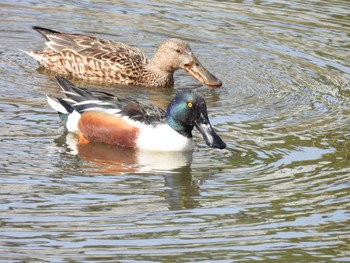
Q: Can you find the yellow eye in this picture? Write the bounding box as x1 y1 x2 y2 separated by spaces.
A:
187 102 193 108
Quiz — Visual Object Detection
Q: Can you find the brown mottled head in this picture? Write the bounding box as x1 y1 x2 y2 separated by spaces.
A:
151 38 222 88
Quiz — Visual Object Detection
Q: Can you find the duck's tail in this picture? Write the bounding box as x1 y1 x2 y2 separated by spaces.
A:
33 26 61 40
47 77 82 133
21 48 48 64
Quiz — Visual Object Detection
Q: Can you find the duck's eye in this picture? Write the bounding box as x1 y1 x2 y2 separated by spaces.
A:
176 49 181 54
187 102 193 108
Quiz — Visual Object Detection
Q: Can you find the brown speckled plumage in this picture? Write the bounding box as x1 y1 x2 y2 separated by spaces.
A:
26 26 222 88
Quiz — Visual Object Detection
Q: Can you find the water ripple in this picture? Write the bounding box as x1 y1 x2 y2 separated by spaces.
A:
1 0 350 262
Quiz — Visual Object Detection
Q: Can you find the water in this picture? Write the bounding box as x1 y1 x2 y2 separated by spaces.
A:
1 0 350 262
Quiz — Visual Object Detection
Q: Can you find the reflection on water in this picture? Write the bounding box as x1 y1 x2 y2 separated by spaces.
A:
56 133 193 174
55 133 201 210
1 0 350 262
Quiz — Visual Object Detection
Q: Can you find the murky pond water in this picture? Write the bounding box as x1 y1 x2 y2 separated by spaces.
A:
1 0 350 262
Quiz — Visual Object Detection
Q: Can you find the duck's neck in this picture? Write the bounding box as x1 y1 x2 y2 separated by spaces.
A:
143 64 175 88
144 48 179 88
166 115 193 138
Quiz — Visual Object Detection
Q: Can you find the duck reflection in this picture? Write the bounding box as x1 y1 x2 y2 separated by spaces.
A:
163 168 201 210
55 132 202 209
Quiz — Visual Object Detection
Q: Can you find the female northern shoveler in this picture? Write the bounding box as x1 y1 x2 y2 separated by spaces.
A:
26 26 222 88
47 77 226 151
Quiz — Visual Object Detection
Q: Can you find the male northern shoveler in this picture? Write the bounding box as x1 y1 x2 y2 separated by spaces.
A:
26 26 222 88
47 77 226 151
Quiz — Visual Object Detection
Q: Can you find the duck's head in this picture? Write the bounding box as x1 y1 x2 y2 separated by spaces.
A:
166 91 226 149
153 38 222 88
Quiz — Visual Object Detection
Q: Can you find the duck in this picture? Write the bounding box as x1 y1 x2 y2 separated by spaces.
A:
47 77 226 151
26 26 222 88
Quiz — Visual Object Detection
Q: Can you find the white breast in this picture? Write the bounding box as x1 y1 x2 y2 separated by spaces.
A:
135 123 194 152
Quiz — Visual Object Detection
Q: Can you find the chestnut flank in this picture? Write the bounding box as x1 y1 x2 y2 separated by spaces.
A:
78 111 139 149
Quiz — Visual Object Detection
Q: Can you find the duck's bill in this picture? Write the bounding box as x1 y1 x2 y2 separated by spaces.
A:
194 113 226 149
183 58 222 88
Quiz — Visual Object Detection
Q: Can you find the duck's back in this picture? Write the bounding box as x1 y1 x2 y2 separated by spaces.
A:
28 27 150 85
